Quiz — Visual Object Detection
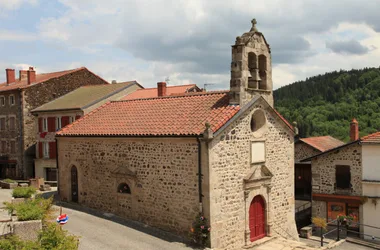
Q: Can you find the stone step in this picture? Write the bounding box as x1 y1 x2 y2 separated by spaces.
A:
346 237 380 249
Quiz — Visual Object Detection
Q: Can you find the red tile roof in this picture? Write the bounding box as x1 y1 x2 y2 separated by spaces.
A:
122 84 199 100
0 67 99 92
299 136 345 152
57 91 240 137
361 132 380 143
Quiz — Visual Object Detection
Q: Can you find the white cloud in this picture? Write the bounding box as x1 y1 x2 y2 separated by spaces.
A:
20 0 380 89
0 29 36 41
0 0 37 16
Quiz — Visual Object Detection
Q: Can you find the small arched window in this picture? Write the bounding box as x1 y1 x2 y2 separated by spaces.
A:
117 183 131 194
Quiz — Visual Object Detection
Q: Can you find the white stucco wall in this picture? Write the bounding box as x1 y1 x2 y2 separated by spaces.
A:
363 182 380 240
362 144 380 181
362 144 380 239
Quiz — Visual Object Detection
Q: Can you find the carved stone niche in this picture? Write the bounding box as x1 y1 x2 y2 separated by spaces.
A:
111 165 139 187
243 164 273 191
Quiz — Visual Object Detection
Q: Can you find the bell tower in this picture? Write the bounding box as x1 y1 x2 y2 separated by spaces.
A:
229 19 273 107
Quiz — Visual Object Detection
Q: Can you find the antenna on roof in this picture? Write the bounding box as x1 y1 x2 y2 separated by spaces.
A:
204 83 216 91
165 76 170 84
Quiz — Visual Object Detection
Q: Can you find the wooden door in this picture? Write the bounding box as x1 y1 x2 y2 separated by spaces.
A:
249 195 266 241
71 166 78 202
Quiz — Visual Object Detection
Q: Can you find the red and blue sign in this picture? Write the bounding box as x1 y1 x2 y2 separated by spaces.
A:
56 214 68 225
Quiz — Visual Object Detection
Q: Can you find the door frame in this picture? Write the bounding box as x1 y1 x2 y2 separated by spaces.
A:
249 195 267 242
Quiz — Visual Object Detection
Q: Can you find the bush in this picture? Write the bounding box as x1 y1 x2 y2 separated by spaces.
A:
4 197 53 221
12 186 37 198
0 223 79 250
2 178 16 183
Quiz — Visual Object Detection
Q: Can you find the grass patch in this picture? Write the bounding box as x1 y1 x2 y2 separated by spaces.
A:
12 187 37 198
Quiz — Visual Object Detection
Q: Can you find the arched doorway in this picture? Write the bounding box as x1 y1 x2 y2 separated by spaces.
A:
71 166 78 202
249 195 266 241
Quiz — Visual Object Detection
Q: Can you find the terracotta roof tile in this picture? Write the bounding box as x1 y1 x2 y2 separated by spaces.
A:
0 67 93 92
57 91 240 137
300 136 345 152
122 84 199 100
361 131 380 143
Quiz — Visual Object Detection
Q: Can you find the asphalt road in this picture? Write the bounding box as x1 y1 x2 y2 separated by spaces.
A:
56 204 193 250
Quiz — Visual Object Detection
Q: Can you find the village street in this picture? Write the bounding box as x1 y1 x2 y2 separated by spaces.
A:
0 188 373 250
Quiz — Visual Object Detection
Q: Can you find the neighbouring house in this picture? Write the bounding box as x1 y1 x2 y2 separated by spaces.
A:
31 81 142 183
0 67 108 179
304 119 380 239
121 83 201 100
55 19 299 249
295 136 344 200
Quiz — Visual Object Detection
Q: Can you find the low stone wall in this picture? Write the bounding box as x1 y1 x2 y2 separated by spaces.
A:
12 220 42 241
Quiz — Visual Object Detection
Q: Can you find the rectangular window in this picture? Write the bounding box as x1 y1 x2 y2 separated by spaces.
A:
336 165 351 189
1 141 6 153
43 118 48 132
56 117 62 131
43 142 49 158
0 117 5 131
10 141 15 154
0 96 5 106
9 95 15 106
9 117 15 131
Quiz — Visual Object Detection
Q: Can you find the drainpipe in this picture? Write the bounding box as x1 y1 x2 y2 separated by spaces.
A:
55 138 59 194
18 89 24 179
197 137 203 213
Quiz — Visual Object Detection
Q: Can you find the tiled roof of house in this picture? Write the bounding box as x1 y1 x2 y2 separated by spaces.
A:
32 82 138 112
299 136 345 152
122 84 199 100
57 91 240 137
361 132 380 143
0 67 92 92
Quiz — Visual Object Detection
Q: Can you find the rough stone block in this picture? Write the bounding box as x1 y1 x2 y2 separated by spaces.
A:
300 226 312 239
19 183 28 187
12 220 42 241
39 184 51 191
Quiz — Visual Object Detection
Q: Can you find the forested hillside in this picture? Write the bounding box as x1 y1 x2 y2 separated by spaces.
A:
274 67 380 142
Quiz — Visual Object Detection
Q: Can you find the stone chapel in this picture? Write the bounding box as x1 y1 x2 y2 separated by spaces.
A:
56 19 298 249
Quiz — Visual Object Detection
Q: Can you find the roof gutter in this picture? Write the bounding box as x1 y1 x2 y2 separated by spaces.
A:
55 134 200 138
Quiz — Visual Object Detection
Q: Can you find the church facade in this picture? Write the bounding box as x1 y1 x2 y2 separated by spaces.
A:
56 20 298 249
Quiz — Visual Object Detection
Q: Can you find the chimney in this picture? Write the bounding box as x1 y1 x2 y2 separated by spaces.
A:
27 67 36 85
350 118 359 141
157 82 167 97
6 69 15 85
19 70 28 81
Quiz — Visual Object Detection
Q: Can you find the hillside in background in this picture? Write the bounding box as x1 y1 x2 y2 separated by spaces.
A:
274 67 380 142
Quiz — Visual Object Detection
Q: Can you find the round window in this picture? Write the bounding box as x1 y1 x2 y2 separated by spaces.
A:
250 109 266 133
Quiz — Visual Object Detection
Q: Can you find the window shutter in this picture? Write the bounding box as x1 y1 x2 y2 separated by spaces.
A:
38 142 43 158
75 115 81 120
47 117 56 132
61 116 70 128
38 118 43 132
49 142 56 159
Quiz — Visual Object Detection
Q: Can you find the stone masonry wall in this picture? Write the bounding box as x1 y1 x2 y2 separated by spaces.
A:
208 99 298 250
295 142 320 162
311 144 362 196
21 69 108 178
58 137 199 235
0 90 23 178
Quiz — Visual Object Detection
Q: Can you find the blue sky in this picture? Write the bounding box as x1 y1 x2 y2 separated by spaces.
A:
1 0 380 90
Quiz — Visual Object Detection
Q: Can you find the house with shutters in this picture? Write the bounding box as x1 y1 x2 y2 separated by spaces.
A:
31 81 143 182
0 67 108 179
55 20 299 249
303 119 380 240
295 136 344 200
